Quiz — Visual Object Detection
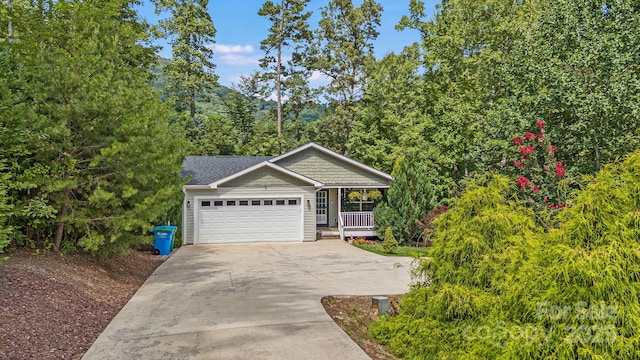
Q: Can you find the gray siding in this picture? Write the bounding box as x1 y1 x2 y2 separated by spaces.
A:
183 189 213 245
275 148 390 187
183 186 316 245
221 166 311 188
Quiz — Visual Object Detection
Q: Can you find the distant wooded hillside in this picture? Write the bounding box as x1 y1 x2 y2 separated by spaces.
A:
150 58 326 123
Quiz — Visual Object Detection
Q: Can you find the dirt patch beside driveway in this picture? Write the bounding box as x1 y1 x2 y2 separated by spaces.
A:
0 249 163 360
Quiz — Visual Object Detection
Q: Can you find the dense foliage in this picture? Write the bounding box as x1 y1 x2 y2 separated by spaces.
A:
347 0 639 201
1 0 638 263
371 152 640 359
148 0 638 196
0 0 187 255
373 155 436 245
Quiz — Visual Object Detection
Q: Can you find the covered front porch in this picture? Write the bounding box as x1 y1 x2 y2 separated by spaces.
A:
316 188 386 240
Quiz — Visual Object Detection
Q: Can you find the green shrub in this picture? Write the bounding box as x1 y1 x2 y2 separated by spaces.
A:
371 174 542 358
371 153 640 359
504 152 640 359
382 227 398 254
373 155 436 244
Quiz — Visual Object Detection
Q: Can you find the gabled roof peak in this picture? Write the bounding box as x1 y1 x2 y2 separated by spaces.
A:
208 161 323 189
270 142 393 181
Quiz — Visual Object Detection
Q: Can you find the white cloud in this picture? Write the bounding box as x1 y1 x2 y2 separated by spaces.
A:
216 54 261 66
309 71 331 84
208 44 260 66
209 44 254 54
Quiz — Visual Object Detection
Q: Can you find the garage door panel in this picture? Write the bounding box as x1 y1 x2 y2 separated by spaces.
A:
198 198 302 244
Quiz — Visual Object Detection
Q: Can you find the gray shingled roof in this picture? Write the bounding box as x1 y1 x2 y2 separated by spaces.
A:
181 156 274 185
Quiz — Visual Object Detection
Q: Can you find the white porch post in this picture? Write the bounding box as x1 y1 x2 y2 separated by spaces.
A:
337 188 342 219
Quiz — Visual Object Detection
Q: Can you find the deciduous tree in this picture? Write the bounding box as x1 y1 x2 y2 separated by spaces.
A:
509 0 640 174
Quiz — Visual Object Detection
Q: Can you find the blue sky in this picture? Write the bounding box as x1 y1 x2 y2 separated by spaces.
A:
136 0 439 87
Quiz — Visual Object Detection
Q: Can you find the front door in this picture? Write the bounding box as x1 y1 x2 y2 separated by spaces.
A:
316 190 328 226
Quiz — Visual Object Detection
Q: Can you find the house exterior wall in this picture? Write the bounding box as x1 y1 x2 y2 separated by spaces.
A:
275 148 390 187
220 166 311 188
328 188 338 227
183 188 212 245
183 186 316 245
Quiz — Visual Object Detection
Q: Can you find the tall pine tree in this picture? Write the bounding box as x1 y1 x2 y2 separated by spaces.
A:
154 0 218 120
258 0 312 152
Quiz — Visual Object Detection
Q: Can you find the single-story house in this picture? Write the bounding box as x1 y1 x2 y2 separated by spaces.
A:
180 142 393 244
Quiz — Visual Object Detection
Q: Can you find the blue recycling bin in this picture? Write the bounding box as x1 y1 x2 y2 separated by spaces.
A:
152 225 178 255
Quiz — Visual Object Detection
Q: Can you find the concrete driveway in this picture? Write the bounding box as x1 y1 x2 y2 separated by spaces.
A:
82 240 413 360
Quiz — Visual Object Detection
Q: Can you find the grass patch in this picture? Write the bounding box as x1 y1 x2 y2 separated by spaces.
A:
353 242 430 257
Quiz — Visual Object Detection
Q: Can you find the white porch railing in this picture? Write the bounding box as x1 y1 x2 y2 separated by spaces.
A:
338 213 345 241
340 211 375 229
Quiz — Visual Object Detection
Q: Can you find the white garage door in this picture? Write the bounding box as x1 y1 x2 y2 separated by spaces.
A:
197 198 302 243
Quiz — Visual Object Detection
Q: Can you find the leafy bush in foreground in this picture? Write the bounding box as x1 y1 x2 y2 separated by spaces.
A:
372 175 540 358
371 152 640 359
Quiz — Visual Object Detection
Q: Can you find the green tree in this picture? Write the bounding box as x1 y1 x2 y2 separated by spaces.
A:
373 155 435 244
6 0 188 254
154 0 218 120
258 0 312 148
198 113 237 155
349 45 430 174
281 62 319 142
303 0 382 154
0 50 19 253
386 0 540 190
509 0 640 174
223 91 255 148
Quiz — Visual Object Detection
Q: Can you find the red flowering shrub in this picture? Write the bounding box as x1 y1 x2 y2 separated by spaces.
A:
518 145 535 158
555 162 566 178
516 175 530 190
417 205 449 246
509 119 573 215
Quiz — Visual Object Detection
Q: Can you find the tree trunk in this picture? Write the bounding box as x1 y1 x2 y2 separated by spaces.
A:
7 0 13 43
189 90 196 120
276 5 284 154
276 46 282 139
593 129 601 171
25 189 31 244
54 187 71 251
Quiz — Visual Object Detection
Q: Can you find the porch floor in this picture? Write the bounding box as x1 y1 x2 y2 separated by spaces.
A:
317 227 378 240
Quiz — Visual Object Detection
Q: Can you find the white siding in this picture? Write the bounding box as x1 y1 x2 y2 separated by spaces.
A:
184 186 316 245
